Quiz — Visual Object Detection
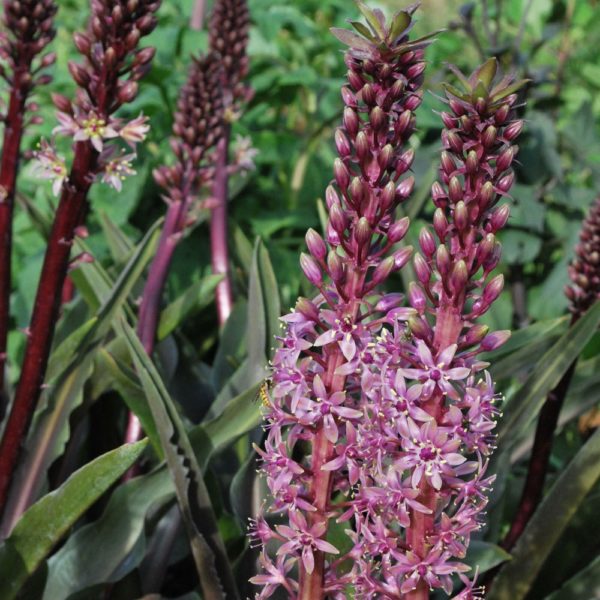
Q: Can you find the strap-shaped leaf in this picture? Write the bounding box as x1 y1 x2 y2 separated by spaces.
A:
0 440 147 600
497 300 600 448
121 321 238 600
489 428 600 599
544 554 600 600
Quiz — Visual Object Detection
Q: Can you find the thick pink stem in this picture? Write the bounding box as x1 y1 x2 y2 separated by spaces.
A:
210 129 233 326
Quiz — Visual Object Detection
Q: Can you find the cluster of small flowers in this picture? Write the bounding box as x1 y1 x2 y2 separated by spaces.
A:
565 195 600 316
32 0 160 194
250 4 524 599
152 53 224 206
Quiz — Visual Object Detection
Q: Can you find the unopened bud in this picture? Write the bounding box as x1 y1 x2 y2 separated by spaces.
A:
454 201 468 230
393 246 413 269
349 177 365 205
483 274 504 304
495 104 510 125
446 130 463 154
464 324 489 346
118 80 139 103
355 217 371 247
355 131 369 160
375 293 404 312
370 106 385 130
448 177 463 203
68 61 90 87
408 315 432 341
433 208 448 239
73 32 91 55
327 251 344 282
419 228 436 257
333 158 350 190
496 146 516 172
465 150 478 174
482 125 497 148
490 204 510 230
378 144 394 171
329 203 347 233
296 297 320 321
396 110 412 136
450 260 469 295
335 129 351 158
436 244 450 275
432 181 446 204
300 253 322 286
497 172 514 193
343 107 359 137
480 181 495 210
440 151 456 175
381 180 396 210
372 256 396 286
397 148 415 175
414 253 431 284
397 175 415 200
52 93 72 113
388 217 410 243
481 330 511 351
405 90 423 111
441 111 455 129
408 282 427 312
504 120 524 141
306 228 327 260
361 83 376 105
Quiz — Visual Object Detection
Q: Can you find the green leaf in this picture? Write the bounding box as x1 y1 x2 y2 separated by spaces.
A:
121 321 238 600
544 554 600 600
473 57 498 89
497 301 600 449
389 10 411 41
349 20 375 41
3 223 161 532
464 541 511 574
0 440 147 600
98 212 134 264
355 1 385 38
330 27 373 51
489 428 600 600
157 274 223 341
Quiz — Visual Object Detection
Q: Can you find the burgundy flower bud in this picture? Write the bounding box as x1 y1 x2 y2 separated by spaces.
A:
349 177 365 205
397 148 415 174
396 109 412 136
436 244 450 275
490 204 510 231
355 217 372 247
388 217 410 243
118 80 139 103
52 93 72 113
371 256 395 285
375 293 404 312
370 106 385 131
481 330 511 351
405 90 422 111
432 181 446 204
454 201 468 231
347 70 364 92
396 175 415 200
296 297 320 321
480 181 495 210
440 151 456 175
381 180 396 210
334 158 350 190
496 172 515 194
41 52 57 67
361 83 376 105
394 246 413 269
433 208 448 240
482 125 497 148
465 150 478 174
68 61 90 87
413 252 431 284
495 104 510 125
341 86 357 107
408 282 427 312
464 324 489 346
343 107 359 137
446 130 463 154
419 227 436 257
73 32 91 55
441 112 455 129
448 177 463 204
355 131 369 160
300 253 322 286
133 46 157 66
335 129 351 158
325 185 339 209
306 228 327 261
483 274 504 304
504 120 524 141
496 146 516 172
476 233 496 265
329 203 347 233
378 144 394 171
408 315 432 341
327 251 344 282
450 260 468 295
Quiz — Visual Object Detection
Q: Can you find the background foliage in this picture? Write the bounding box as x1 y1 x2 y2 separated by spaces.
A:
1 0 600 598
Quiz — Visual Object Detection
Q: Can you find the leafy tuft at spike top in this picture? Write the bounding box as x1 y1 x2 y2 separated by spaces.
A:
0 0 161 519
249 3 525 599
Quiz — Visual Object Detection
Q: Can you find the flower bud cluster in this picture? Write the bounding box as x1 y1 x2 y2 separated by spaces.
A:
250 10 526 595
208 0 250 111
32 0 161 194
153 53 224 206
565 196 600 317
0 0 57 124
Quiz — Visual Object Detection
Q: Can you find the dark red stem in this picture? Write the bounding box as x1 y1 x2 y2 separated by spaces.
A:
501 341 577 551
0 142 97 518
210 127 233 326
0 67 29 410
125 196 188 444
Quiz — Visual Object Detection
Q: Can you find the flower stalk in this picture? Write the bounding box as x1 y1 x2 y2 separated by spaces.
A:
0 0 57 404
207 0 249 325
250 4 525 598
0 0 160 518
502 195 600 551
125 52 224 444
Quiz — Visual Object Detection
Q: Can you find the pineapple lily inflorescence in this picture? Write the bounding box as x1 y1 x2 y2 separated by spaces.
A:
250 4 525 599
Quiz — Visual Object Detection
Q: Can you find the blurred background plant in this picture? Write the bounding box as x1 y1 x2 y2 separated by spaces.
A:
0 0 598 599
